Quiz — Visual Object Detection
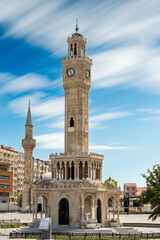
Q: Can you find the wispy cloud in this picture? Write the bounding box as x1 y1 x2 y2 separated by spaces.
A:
138 108 160 121
91 46 160 94
139 116 160 121
0 1 160 94
90 111 133 128
35 132 136 151
48 117 64 129
0 73 60 95
35 132 64 150
89 145 136 151
9 93 64 121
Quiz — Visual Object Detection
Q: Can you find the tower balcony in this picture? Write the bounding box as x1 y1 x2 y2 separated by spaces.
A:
62 55 92 64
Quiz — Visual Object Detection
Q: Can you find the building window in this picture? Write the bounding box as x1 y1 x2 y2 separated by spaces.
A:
0 166 8 171
0 175 10 180
132 187 135 190
127 187 129 190
70 117 74 127
0 184 10 188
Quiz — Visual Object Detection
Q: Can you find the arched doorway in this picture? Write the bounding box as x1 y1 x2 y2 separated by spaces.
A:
59 198 69 225
97 199 101 223
36 195 48 216
84 195 95 221
37 203 42 212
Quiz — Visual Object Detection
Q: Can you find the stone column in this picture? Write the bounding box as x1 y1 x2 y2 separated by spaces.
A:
65 163 67 180
113 199 115 219
91 198 95 220
98 164 100 180
81 192 84 221
60 164 62 180
87 163 89 178
77 163 79 179
92 165 94 179
93 165 96 180
106 205 108 220
82 163 84 179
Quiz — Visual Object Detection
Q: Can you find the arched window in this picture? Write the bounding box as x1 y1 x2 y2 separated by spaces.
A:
70 117 74 127
74 43 77 55
59 198 69 225
71 44 73 56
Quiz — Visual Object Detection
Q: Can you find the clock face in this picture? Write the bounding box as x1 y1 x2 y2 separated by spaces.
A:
86 70 90 78
67 68 74 77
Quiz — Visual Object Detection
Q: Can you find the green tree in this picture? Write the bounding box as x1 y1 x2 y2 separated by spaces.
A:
17 194 23 208
137 187 154 205
104 178 118 186
139 164 160 220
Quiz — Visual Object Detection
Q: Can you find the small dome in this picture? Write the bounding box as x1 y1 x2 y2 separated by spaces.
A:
105 180 115 189
72 32 83 37
42 172 52 180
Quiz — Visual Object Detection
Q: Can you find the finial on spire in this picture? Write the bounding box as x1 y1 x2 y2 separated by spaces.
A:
75 19 79 33
26 100 33 126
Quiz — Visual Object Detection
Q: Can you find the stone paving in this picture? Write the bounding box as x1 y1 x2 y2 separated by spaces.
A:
0 213 160 240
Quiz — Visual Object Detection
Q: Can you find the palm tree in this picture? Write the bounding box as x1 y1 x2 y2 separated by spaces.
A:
149 186 160 220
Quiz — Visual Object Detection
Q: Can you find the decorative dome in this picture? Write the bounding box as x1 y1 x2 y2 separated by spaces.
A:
105 180 116 189
42 172 52 181
72 32 83 37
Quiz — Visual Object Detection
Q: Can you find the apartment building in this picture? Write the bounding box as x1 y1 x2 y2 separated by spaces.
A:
124 183 137 197
33 158 51 182
0 145 51 196
123 183 146 207
0 162 13 203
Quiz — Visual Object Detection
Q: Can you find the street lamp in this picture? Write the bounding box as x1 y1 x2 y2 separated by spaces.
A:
124 189 129 215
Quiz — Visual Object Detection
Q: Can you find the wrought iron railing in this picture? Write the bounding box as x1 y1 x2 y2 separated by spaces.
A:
9 231 160 239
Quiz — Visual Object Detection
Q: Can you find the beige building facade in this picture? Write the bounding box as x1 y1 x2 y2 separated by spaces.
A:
22 24 120 229
0 145 51 197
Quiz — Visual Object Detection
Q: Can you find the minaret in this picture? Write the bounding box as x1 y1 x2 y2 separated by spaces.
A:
22 101 36 211
62 21 92 154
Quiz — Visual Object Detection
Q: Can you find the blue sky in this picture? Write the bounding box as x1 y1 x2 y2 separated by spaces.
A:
0 0 160 188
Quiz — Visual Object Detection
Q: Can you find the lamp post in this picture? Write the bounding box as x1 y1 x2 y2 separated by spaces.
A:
124 190 129 215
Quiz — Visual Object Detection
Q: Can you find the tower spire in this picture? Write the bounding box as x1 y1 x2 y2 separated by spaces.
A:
75 19 79 33
26 100 32 126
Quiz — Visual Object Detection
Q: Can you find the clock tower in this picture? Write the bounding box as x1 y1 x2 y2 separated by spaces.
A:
62 22 92 154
